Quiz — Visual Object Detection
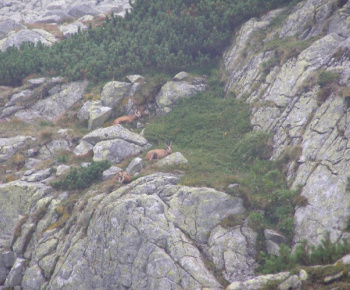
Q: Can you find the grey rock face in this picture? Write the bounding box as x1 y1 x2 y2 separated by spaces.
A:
44 173 245 289
207 225 257 282
15 80 88 123
223 0 350 246
22 265 46 290
279 0 332 39
1 172 251 289
4 258 28 287
0 181 52 245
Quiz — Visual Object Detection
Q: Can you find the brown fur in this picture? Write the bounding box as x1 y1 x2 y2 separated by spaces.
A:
145 142 172 161
113 110 141 125
113 171 132 184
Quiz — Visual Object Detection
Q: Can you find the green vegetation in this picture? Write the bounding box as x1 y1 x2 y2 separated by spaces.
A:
145 69 303 241
316 70 341 105
258 233 350 274
0 0 298 86
317 71 340 88
51 160 111 190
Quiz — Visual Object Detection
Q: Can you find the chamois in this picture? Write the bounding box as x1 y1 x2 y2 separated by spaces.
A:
113 171 132 184
145 142 172 161
113 109 141 125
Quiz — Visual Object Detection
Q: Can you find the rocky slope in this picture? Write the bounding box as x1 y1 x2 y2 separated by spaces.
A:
1 0 350 289
223 0 350 248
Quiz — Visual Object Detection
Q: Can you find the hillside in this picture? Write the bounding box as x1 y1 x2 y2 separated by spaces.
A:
1 0 350 289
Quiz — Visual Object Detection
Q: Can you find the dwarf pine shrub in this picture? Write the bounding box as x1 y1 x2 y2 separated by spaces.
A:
51 160 111 190
258 233 350 274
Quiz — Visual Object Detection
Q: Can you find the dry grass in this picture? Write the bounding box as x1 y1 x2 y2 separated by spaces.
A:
26 23 64 40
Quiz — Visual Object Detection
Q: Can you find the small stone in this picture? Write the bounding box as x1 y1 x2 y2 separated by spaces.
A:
56 165 70 176
299 269 308 281
24 170 34 176
27 78 46 87
1 251 16 268
126 157 144 176
278 274 301 290
173 71 189 81
228 183 240 189
102 166 122 181
126 75 144 83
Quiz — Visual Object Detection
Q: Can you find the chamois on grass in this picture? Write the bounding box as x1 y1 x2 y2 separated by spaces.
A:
113 109 141 125
145 142 172 161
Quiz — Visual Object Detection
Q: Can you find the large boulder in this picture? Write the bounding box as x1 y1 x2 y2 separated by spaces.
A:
82 125 148 147
59 21 87 38
78 125 149 163
153 152 188 167
87 101 112 130
67 4 100 18
93 139 144 163
100 81 132 108
0 29 56 51
155 73 207 114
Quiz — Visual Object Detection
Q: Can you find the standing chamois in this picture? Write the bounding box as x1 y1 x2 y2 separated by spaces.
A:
145 142 172 161
113 109 141 125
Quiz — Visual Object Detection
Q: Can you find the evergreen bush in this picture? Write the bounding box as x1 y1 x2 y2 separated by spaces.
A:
51 160 111 190
0 0 300 86
258 233 350 274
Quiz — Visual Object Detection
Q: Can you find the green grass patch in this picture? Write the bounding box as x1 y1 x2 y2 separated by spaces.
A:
145 68 305 242
145 69 253 188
